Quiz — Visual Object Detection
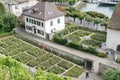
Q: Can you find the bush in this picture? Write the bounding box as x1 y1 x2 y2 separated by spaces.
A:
97 52 106 58
116 58 120 63
53 36 68 45
87 46 97 55
0 31 13 38
67 42 80 49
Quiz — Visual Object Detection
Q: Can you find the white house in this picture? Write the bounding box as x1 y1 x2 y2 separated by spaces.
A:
107 3 120 52
22 2 65 40
4 0 38 16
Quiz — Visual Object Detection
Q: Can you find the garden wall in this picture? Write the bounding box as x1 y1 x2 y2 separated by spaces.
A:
98 63 116 74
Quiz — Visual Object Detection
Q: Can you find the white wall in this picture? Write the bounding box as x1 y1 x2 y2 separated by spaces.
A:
10 0 38 16
106 29 120 51
44 16 65 34
25 16 46 38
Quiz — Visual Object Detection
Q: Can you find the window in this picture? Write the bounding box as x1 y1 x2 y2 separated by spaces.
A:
42 31 44 35
15 6 19 9
37 21 39 26
37 29 44 35
41 22 43 27
50 21 53 26
29 19 32 23
32 20 34 24
26 25 32 31
26 18 28 22
57 19 60 24
37 29 41 34
34 20 36 25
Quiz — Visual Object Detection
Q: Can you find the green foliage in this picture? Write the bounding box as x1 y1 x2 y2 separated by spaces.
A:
64 66 84 77
0 31 13 38
48 66 65 74
97 52 106 58
0 56 71 80
103 69 120 80
0 2 5 15
116 58 120 63
53 36 68 45
86 11 107 19
58 60 73 69
0 3 18 33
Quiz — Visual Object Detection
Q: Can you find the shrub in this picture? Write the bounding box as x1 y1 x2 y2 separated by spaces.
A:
0 31 13 38
53 36 68 45
67 42 80 49
116 58 120 63
97 52 106 58
87 46 97 55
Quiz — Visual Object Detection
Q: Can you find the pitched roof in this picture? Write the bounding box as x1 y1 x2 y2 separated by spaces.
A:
108 3 120 30
22 2 65 21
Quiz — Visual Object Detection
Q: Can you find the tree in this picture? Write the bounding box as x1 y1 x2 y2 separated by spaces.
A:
0 2 5 15
93 18 101 30
103 69 120 80
85 15 93 27
69 11 79 22
1 13 18 32
78 12 85 24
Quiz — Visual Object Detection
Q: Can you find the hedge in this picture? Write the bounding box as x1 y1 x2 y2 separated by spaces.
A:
0 31 13 38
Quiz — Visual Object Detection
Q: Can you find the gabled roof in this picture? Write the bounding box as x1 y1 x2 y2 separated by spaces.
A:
108 3 120 30
22 2 65 21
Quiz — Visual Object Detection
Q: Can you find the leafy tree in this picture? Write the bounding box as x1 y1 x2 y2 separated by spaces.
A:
0 2 5 15
103 69 120 80
69 11 79 22
93 18 101 30
78 12 85 24
85 15 93 26
0 13 18 32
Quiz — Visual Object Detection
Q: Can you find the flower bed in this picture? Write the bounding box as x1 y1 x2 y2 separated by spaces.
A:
64 66 84 77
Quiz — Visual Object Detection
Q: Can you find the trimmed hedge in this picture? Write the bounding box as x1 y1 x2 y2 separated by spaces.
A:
53 36 68 45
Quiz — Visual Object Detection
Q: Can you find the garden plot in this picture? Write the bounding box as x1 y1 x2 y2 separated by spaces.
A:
64 30 92 43
0 36 84 78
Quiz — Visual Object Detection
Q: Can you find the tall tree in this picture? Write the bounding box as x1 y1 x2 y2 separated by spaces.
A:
0 2 5 15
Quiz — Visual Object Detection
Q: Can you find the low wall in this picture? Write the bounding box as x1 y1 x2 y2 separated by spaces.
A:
98 63 116 74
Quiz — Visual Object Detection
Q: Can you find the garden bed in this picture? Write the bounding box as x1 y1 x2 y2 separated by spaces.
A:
64 66 84 77
0 36 84 77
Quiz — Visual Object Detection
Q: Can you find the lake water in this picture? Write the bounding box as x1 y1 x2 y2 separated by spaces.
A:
79 3 115 18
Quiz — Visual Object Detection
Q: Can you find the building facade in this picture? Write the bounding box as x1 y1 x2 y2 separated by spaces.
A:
3 0 38 16
23 2 65 40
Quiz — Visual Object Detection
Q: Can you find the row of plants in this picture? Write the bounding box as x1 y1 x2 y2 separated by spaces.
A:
64 66 84 77
15 33 84 66
58 60 73 69
67 42 106 58
0 56 71 80
65 7 109 31
0 36 84 77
